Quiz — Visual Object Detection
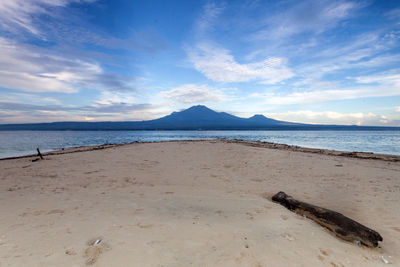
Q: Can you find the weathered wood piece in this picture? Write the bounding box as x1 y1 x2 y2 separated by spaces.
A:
272 191 382 247
36 148 44 160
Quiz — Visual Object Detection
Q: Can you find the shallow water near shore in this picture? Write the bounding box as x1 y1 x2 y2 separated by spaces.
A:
0 130 399 158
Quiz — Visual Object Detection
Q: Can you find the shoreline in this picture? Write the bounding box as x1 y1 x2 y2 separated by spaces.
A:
2 138 399 162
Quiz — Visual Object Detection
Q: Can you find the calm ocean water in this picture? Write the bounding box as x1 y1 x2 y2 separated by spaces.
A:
0 130 399 159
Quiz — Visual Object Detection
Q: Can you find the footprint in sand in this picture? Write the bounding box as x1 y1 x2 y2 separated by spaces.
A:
320 249 329 256
83 237 110 265
280 215 288 220
65 248 77 255
281 233 295 241
245 212 254 220
7 185 21 191
47 209 65 215
318 249 329 262
330 262 345 267
136 223 154 229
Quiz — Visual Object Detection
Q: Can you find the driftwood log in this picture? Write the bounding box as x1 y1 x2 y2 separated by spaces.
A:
272 191 382 247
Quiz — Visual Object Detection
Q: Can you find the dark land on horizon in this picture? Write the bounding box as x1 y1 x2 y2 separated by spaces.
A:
0 105 399 131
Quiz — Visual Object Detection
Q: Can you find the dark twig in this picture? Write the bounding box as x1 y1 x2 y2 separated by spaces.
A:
36 148 44 160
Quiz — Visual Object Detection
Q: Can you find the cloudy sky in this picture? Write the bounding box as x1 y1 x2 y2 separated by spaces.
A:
1 0 400 126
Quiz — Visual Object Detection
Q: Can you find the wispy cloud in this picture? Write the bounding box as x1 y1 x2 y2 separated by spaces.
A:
270 32 400 105
4 0 168 56
252 0 358 41
0 37 134 93
187 43 293 83
385 8 400 22
353 71 400 86
0 92 62 105
53 27 169 55
0 100 160 123
0 101 150 114
94 91 138 106
292 33 391 83
251 68 400 105
266 110 398 126
261 85 400 105
194 2 226 38
0 0 95 37
159 84 228 104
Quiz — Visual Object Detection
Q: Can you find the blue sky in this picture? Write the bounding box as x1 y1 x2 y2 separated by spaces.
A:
1 0 400 126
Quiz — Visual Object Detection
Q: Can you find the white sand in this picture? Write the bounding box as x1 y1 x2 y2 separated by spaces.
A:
0 140 399 266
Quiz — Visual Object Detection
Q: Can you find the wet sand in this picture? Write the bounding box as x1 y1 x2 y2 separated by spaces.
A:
0 140 399 266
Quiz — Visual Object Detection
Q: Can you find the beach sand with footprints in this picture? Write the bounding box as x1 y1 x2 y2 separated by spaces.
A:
0 140 399 266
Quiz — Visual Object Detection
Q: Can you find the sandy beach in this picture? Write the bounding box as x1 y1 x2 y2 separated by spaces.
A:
0 140 399 266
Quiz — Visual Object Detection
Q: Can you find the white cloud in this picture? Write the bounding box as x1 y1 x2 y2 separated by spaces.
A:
396 106 400 112
0 99 163 123
0 0 61 36
159 84 227 104
194 2 225 37
0 37 86 92
253 0 358 41
94 91 138 106
0 37 132 93
0 70 76 93
266 110 398 126
386 8 400 21
273 33 400 103
0 0 95 36
250 70 400 106
264 85 400 105
293 33 388 82
0 109 87 123
313 33 379 60
187 43 293 83
354 72 400 86
0 92 61 105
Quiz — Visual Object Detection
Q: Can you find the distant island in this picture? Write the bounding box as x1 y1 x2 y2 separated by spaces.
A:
0 105 399 131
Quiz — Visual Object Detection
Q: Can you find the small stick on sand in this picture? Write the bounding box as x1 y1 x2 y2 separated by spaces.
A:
36 148 44 160
272 191 383 247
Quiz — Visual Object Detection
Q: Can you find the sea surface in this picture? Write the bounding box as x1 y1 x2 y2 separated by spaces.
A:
0 130 399 159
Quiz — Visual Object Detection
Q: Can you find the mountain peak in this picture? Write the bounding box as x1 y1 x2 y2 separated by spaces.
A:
249 114 269 121
175 105 218 117
250 114 267 119
185 105 213 112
